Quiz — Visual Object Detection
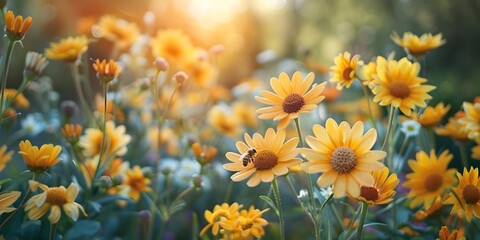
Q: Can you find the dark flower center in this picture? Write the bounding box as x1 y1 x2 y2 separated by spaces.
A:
424 174 443 192
331 147 356 174
463 184 480 205
254 150 278 170
360 186 380 201
342 67 354 81
388 82 411 99
282 93 305 114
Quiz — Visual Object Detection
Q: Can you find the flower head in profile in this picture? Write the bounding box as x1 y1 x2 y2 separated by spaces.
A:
329 52 363 89
45 36 89 62
192 142 217 166
371 56 436 116
255 71 326 129
3 89 30 109
93 59 122 84
0 145 13 172
150 29 194 66
0 190 21 215
25 51 49 77
391 32 445 57
18 140 62 173
4 10 32 41
435 111 469 142
403 150 456 209
96 15 140 50
444 167 480 222
400 119 421 137
301 118 385 198
61 124 83 143
413 103 450 128
437 226 465 240
358 167 399 205
122 166 151 201
25 180 87 224
224 128 301 187
79 121 131 158
358 61 377 88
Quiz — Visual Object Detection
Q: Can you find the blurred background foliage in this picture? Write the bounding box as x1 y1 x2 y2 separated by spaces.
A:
4 0 479 109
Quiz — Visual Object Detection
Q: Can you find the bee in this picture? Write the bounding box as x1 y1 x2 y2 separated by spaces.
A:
241 148 257 167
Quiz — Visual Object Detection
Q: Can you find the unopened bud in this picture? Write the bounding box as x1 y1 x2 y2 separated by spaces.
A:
153 57 169 72
173 71 188 86
192 174 203 189
61 100 79 118
98 175 113 188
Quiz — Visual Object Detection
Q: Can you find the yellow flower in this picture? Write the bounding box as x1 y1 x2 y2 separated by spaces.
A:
329 52 363 89
25 181 87 224
437 226 465 240
79 121 131 158
3 88 30 108
4 10 32 40
371 56 436 116
200 202 242 236
358 61 377 88
61 124 83 143
403 150 456 209
435 111 469 142
413 102 450 128
461 101 480 140
45 36 89 62
185 58 217 89
18 140 62 173
122 166 151 201
94 95 125 123
93 59 122 84
444 167 480 222
413 197 444 222
192 143 217 166
391 32 445 57
358 167 399 205
233 101 258 129
208 105 240 137
224 128 302 187
219 206 269 239
150 29 194 66
97 15 140 50
256 71 326 129
301 118 386 197
0 145 13 172
0 190 21 215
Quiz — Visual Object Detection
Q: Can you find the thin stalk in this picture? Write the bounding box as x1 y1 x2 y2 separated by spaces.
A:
50 223 57 240
398 136 409 156
427 128 436 150
0 39 16 116
69 63 93 125
361 85 378 130
0 74 34 117
272 177 285 240
294 118 318 224
381 105 395 151
458 141 469 169
93 83 108 183
0 172 39 228
356 202 369 240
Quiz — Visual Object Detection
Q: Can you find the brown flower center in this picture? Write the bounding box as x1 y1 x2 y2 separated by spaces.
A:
360 186 380 201
342 67 354 81
463 184 480 205
282 93 305 114
331 147 356 174
424 174 443 192
254 150 278 170
46 188 68 206
388 82 411 99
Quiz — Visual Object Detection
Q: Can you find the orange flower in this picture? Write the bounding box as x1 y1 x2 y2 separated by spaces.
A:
413 103 450 128
123 166 151 201
61 124 83 143
4 10 32 40
93 59 122 84
192 143 217 166
18 140 62 173
438 226 465 240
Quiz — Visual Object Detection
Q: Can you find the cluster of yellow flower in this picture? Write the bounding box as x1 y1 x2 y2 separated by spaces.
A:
200 203 269 239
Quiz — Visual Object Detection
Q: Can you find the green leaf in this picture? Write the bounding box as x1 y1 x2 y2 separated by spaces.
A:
259 195 278 216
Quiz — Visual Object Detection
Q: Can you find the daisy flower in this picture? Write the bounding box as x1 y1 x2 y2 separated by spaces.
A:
391 32 445 57
444 167 480 222
255 71 326 129
329 52 363 89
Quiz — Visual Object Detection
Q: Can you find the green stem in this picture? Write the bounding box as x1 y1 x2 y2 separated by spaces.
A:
0 172 39 228
50 223 57 240
458 141 469 169
272 177 285 240
398 136 409 156
0 39 16 117
381 105 395 151
92 83 108 183
356 202 369 240
293 118 304 147
427 128 436 150
361 85 378 130
69 63 93 125
0 74 34 117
